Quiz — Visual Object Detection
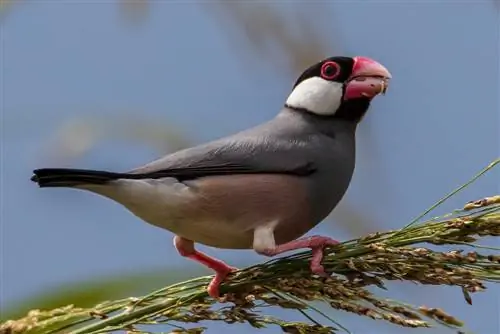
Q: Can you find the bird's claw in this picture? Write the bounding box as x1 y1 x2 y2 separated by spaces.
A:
310 245 331 277
311 263 329 277
259 235 339 278
207 266 238 299
308 236 339 277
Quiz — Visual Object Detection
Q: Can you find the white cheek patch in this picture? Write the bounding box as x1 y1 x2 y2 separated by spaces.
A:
286 77 343 116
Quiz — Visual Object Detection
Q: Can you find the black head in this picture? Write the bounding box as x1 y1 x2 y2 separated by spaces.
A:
285 56 391 122
292 56 356 88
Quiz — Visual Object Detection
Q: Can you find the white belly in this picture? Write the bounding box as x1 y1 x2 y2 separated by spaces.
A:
81 178 255 249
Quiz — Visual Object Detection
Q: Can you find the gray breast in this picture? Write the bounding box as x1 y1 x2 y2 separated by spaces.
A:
303 129 356 226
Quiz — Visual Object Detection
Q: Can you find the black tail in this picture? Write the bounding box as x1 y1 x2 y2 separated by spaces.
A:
31 168 127 188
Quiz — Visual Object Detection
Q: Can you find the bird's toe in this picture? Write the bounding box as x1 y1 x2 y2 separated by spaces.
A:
207 269 234 299
310 263 330 277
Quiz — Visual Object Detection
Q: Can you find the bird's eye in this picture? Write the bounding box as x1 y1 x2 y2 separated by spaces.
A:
320 61 340 80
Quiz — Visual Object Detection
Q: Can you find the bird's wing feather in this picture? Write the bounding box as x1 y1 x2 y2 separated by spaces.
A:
128 119 318 181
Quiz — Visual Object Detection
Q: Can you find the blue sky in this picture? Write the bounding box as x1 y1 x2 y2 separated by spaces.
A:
1 2 499 333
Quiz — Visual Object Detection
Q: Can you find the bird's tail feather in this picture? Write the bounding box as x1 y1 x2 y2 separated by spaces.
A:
31 168 127 188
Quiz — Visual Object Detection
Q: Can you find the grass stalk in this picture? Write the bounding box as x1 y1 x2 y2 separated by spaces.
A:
2 161 499 334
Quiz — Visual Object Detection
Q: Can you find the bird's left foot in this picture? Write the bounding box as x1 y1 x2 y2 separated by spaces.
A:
174 236 237 299
260 235 339 277
207 263 238 298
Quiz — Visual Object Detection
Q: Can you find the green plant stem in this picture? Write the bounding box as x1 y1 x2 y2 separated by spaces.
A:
398 158 499 232
2 160 499 334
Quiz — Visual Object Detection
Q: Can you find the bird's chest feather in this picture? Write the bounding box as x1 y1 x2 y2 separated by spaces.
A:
307 142 356 222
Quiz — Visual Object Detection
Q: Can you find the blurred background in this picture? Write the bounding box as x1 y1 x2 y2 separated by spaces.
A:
1 1 499 333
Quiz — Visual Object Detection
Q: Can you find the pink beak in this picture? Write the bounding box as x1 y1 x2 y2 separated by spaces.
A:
344 56 392 101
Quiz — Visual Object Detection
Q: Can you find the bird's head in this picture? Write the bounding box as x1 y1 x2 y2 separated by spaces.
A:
285 56 391 122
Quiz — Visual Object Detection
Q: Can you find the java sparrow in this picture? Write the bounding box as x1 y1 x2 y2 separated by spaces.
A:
31 56 391 298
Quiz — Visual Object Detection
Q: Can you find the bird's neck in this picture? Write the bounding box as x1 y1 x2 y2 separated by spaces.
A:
278 107 358 139
333 99 371 123
284 98 371 125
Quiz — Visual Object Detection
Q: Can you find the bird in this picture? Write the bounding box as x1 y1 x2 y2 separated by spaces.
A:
31 56 391 298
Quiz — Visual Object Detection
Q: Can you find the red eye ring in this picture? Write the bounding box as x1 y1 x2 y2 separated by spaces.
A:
320 61 340 80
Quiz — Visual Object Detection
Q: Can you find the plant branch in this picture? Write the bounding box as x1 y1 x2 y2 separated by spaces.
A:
2 162 499 334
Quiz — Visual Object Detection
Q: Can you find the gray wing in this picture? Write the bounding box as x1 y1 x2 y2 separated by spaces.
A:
127 117 318 181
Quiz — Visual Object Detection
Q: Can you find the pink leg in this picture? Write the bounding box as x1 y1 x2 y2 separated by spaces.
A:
259 235 339 277
174 236 236 298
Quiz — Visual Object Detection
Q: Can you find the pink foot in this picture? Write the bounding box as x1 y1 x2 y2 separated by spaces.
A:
260 235 339 276
174 236 236 298
206 265 235 298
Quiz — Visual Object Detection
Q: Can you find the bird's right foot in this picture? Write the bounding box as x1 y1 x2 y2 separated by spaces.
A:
259 235 340 277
